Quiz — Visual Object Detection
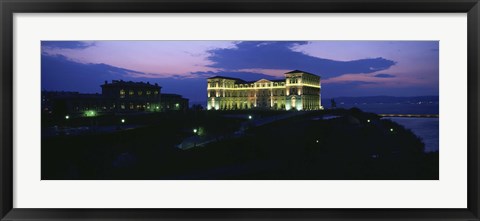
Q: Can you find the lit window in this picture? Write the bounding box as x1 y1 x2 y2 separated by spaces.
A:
138 91 143 95
146 91 151 95
129 90 134 95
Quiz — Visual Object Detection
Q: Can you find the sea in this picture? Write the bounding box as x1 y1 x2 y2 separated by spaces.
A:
337 103 439 152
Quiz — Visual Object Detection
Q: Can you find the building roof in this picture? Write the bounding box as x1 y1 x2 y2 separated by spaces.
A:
209 76 286 84
285 70 319 77
207 76 246 83
101 80 161 88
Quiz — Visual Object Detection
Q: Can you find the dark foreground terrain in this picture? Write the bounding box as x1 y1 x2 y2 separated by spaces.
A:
42 108 439 180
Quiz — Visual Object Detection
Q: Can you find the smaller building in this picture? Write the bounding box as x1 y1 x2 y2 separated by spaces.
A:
101 80 162 113
43 80 189 118
161 93 189 111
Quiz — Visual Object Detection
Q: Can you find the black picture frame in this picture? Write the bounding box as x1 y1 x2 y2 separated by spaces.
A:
1 0 479 220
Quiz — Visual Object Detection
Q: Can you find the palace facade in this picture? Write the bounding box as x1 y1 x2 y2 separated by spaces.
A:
207 70 322 111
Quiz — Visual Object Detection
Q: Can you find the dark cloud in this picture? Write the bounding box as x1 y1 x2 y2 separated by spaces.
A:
207 41 396 79
374 73 396 78
42 41 96 49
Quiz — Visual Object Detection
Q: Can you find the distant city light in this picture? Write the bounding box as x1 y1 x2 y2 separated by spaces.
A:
121 119 125 123
390 128 394 132
156 106 159 109
367 119 370 123
316 140 319 143
65 115 69 120
248 115 252 120
193 129 198 133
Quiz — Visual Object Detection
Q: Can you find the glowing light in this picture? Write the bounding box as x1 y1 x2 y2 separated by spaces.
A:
65 115 69 120
193 129 198 133
316 140 319 143
84 110 96 117
248 115 252 120
367 119 371 123
121 119 125 123
390 128 394 132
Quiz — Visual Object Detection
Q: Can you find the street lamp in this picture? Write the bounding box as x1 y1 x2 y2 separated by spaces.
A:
121 119 125 123
367 119 370 123
65 115 69 120
248 115 252 120
193 128 198 134
390 128 394 132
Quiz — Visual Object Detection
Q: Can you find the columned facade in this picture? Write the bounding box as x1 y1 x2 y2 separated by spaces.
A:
207 70 322 111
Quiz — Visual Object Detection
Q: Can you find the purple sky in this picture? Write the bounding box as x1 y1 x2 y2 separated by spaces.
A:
41 41 439 104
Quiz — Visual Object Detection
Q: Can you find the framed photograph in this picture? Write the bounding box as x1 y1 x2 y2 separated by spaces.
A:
1 0 479 220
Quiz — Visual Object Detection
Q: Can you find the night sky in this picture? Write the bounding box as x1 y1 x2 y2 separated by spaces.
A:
41 41 439 104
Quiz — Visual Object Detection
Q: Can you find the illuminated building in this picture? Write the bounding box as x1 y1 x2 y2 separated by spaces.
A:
207 70 322 111
43 80 188 117
101 80 162 112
